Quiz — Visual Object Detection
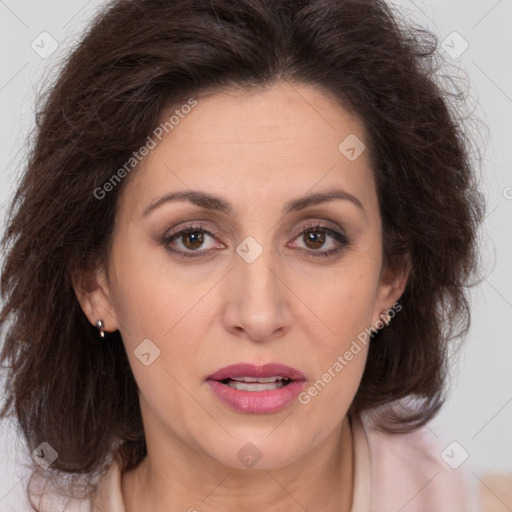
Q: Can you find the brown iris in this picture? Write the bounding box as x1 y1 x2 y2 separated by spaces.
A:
304 230 325 250
182 230 205 250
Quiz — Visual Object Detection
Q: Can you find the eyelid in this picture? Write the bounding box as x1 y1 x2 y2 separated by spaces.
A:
291 220 346 238
164 221 218 239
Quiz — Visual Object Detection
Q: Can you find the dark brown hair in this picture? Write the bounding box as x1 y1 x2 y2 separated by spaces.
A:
0 0 485 498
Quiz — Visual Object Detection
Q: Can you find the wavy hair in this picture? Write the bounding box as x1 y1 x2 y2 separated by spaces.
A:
0 0 485 500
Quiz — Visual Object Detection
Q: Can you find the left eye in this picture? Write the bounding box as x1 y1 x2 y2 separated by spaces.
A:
286 223 349 258
290 226 345 253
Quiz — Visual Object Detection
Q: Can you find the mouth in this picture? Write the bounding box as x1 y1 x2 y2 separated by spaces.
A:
206 362 306 414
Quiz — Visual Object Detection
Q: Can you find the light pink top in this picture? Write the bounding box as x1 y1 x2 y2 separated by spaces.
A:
29 410 477 511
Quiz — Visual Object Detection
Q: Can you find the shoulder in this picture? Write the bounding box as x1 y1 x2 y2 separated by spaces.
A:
90 456 125 510
27 472 92 512
356 407 478 512
27 457 123 512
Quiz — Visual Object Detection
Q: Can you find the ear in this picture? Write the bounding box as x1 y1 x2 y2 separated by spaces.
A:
71 263 119 334
372 254 410 324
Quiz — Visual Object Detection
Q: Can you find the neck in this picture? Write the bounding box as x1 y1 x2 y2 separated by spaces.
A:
121 415 354 512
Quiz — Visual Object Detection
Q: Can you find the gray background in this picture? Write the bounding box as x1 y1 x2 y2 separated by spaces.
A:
0 0 511 510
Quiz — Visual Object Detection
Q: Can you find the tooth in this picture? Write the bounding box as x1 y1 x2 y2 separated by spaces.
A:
231 376 258 382
226 381 286 391
230 376 286 383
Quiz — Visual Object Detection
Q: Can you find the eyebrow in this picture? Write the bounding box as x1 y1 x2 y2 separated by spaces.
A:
141 186 365 218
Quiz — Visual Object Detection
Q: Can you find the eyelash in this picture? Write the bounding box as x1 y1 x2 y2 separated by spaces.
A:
162 222 349 259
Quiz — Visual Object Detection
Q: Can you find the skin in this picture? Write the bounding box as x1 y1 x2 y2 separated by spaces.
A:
74 82 408 512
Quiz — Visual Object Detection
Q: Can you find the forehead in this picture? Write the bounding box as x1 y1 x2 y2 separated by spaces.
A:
118 82 377 221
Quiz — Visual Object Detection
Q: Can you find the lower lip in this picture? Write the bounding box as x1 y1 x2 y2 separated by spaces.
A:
206 379 306 414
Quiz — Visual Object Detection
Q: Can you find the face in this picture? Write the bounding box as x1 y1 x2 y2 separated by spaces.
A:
77 82 406 470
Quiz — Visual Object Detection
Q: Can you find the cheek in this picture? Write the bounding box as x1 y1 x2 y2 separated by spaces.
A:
293 264 380 347
111 268 208 429
108 233 207 342
108 238 212 389
296 272 376 419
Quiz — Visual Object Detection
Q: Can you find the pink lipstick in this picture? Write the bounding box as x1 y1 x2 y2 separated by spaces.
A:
206 362 306 414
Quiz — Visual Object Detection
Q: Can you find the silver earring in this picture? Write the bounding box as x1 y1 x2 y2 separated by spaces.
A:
380 312 391 326
95 319 105 338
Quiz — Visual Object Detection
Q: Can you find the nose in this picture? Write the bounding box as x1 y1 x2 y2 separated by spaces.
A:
222 242 292 343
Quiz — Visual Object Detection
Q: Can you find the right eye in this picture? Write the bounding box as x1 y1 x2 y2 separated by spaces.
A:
162 224 224 258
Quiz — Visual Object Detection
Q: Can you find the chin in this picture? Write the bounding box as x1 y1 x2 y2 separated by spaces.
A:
205 431 311 471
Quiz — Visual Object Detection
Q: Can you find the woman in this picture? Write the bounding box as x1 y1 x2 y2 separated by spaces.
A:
0 0 485 510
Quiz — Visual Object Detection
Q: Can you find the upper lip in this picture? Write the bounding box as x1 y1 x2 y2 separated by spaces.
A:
207 363 306 382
